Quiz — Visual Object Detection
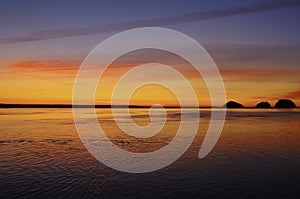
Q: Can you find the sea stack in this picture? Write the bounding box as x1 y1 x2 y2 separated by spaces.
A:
255 101 271 108
224 101 244 108
274 99 296 108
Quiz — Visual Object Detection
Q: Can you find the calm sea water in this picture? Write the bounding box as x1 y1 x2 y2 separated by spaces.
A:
0 108 300 198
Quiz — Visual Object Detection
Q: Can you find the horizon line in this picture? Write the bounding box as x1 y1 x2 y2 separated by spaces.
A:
0 103 298 109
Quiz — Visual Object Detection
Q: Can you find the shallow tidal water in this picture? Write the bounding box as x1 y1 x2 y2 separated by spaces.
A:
0 108 300 198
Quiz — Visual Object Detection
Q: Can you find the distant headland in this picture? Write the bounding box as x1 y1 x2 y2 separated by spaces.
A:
224 99 297 108
255 101 271 108
223 101 244 108
274 99 297 108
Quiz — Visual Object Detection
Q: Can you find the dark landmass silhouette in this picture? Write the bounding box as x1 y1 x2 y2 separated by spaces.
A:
0 104 151 109
255 101 271 108
0 99 298 109
274 99 297 108
0 104 197 109
223 101 244 108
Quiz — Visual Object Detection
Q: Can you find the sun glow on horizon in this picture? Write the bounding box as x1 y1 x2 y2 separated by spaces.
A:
1 54 300 107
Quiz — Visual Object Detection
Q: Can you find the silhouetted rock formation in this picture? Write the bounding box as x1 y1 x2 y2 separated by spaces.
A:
224 101 244 108
255 101 271 108
274 99 296 108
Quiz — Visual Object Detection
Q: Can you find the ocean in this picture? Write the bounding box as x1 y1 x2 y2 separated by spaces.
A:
0 108 300 198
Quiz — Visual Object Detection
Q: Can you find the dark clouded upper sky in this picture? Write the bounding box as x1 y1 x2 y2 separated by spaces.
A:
0 0 300 106
1 0 300 44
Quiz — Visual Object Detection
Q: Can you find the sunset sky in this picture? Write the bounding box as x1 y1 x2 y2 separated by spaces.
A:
0 0 300 107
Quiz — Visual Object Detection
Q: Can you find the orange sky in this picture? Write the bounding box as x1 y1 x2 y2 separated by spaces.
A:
0 56 299 107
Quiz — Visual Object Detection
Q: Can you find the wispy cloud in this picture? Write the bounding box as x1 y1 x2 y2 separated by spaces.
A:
10 60 79 72
4 56 299 82
0 60 80 79
0 0 299 44
206 44 300 69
